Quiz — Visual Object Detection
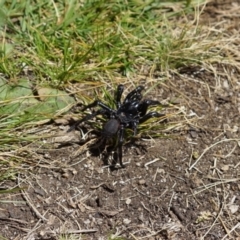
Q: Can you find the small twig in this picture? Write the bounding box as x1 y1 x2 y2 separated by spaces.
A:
144 158 160 168
61 229 98 234
221 222 240 240
200 202 224 240
0 217 29 225
224 144 237 158
210 158 223 176
98 209 123 217
26 219 44 239
218 216 231 239
189 138 240 171
153 167 159 181
7 224 30 233
141 201 154 217
90 182 115 192
18 174 48 222
21 190 48 222
234 159 240 169
133 187 150 198
90 182 106 190
129 233 139 240
192 178 240 196
168 192 175 212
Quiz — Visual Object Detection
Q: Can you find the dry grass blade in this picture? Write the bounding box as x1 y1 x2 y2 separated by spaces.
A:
189 138 240 171
192 178 240 196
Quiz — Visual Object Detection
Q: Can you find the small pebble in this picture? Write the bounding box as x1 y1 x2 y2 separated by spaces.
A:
138 179 146 185
34 188 45 197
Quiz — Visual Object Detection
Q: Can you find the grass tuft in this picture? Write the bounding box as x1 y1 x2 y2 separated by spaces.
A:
0 0 238 187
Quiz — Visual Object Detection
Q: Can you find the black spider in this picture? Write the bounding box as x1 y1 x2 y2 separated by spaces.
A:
69 85 163 167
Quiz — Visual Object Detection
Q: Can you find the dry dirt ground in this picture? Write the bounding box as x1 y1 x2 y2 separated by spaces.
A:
1 1 240 239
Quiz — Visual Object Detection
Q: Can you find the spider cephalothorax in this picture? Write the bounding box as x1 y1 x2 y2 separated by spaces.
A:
69 85 163 167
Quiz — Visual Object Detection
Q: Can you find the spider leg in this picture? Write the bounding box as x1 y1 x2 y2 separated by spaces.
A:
138 99 160 116
82 100 114 113
139 111 164 124
67 109 106 132
123 85 144 104
68 100 115 132
116 85 124 108
117 125 125 167
132 121 138 136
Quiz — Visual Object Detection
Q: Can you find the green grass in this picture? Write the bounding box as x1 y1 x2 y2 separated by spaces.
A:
0 0 227 180
1 0 208 82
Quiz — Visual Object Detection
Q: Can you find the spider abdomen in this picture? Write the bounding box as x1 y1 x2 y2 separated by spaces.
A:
102 119 120 137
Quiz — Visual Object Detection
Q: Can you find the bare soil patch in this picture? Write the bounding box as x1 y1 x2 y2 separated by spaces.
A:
1 1 240 239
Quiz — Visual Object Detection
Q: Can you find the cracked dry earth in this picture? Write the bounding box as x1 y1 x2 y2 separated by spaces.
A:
1 1 240 240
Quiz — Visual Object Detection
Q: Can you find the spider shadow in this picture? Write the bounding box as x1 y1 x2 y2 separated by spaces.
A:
87 134 148 171
87 136 122 171
64 123 121 170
